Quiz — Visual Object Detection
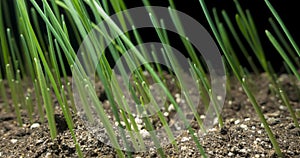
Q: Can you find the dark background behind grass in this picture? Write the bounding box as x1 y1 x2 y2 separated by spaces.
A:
1 0 299 76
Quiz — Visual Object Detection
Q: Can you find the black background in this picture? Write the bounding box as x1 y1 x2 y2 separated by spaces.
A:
2 0 300 74
119 0 300 73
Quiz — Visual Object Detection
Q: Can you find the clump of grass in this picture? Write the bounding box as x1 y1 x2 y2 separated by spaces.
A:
200 0 300 157
0 0 299 157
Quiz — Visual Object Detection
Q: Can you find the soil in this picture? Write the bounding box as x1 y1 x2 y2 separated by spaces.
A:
0 73 300 158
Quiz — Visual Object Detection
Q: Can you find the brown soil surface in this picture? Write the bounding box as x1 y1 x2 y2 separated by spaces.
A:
0 73 300 158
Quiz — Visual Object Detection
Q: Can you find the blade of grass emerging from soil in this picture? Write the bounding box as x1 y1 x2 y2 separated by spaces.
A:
199 0 283 157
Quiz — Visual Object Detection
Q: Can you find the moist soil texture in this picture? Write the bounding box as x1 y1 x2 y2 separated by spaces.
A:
0 73 300 158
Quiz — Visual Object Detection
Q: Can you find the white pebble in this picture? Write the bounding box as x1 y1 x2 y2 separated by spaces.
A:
30 123 40 129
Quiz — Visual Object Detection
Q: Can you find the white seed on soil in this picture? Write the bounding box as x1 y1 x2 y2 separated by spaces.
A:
200 115 206 119
228 152 234 156
255 154 260 158
240 124 248 130
163 112 169 117
238 87 243 92
134 117 143 124
140 129 150 138
174 123 181 130
217 95 222 101
175 93 180 98
10 139 18 144
45 152 52 158
234 119 240 125
168 104 175 112
208 128 217 132
176 98 181 103
256 138 261 142
228 100 233 105
120 121 126 127
261 123 264 128
30 123 40 129
181 137 189 142
258 130 262 134
244 118 250 121
279 105 287 110
181 146 187 150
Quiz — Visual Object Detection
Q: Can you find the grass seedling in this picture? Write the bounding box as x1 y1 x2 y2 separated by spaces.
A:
0 70 9 112
265 0 300 58
2 0 300 157
34 58 57 139
199 0 283 156
6 64 23 126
